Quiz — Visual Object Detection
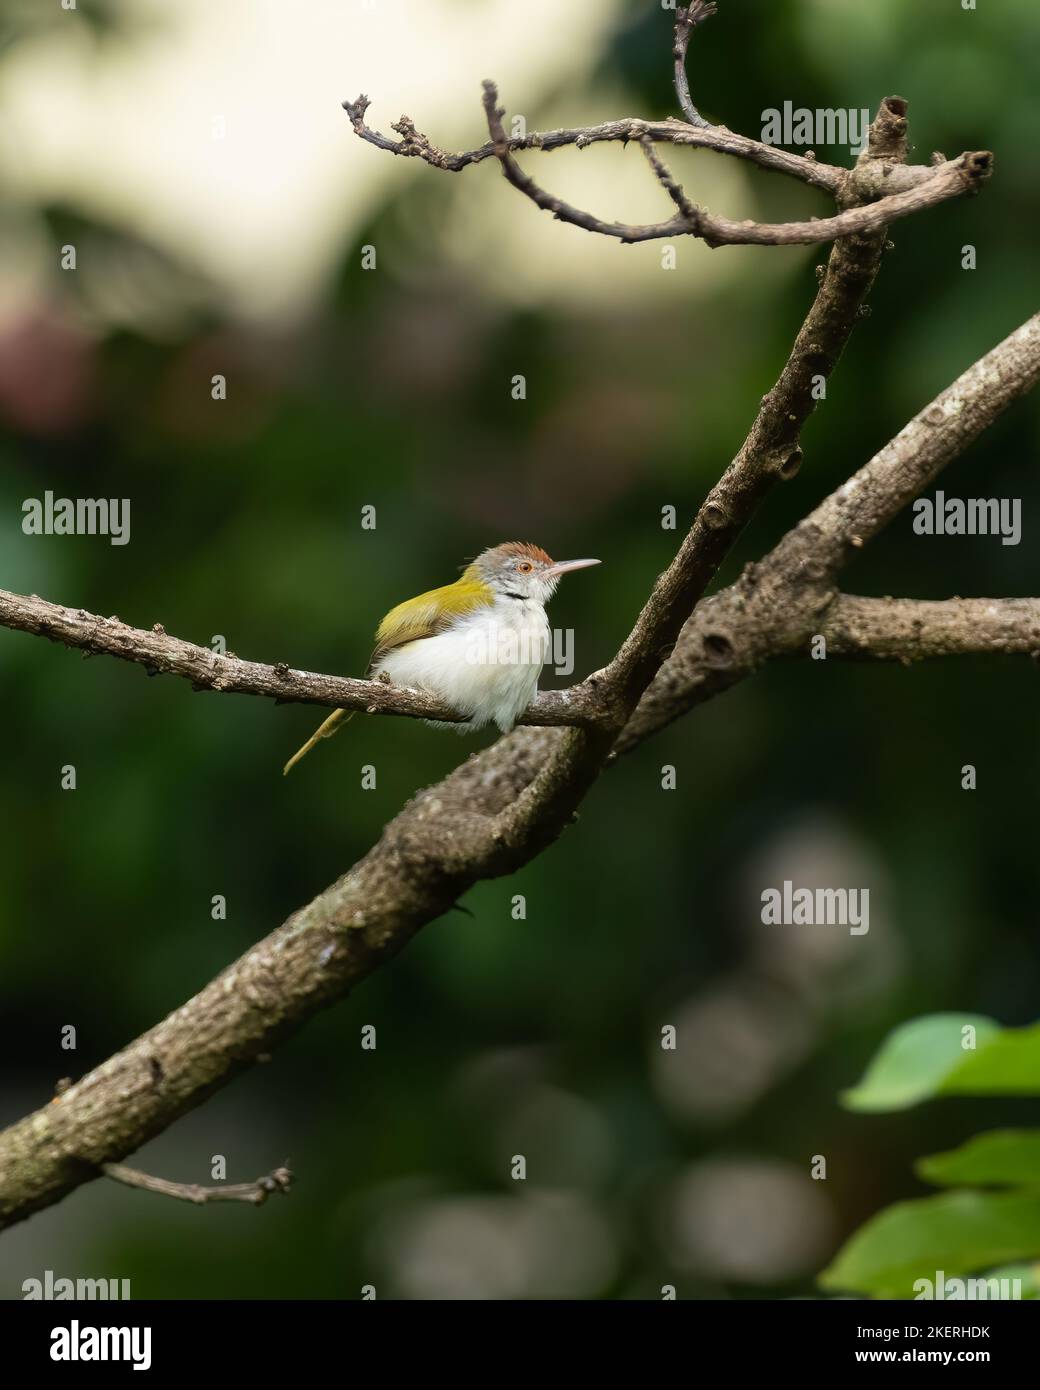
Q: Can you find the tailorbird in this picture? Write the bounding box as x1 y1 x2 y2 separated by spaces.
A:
283 541 600 775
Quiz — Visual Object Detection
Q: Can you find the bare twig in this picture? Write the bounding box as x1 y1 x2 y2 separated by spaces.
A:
102 1162 292 1207
480 81 685 246
638 135 700 226
342 96 846 193
344 95 987 207
673 1 718 129
480 82 990 248
346 5 990 251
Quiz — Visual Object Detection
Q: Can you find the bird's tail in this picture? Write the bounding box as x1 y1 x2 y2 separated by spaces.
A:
283 708 355 776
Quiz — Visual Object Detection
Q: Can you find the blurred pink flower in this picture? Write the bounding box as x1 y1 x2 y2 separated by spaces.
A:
0 310 97 435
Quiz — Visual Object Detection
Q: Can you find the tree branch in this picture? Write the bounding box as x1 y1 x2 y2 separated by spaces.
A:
0 17 1017 1232
638 134 701 226
599 96 912 710
0 589 605 730
343 95 986 207
673 1 718 130
480 81 990 248
342 96 847 193
2 311 1036 1231
102 1162 292 1207
820 596 1040 662
344 0 991 253
615 313 1040 751
800 313 1040 574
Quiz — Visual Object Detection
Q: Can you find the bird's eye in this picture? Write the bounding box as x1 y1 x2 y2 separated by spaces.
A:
517 562 533 573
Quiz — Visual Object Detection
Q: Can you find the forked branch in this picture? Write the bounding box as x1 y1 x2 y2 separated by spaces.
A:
345 2 992 250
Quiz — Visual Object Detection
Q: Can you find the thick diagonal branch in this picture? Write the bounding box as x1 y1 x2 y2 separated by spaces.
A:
801 313 1040 574
618 312 1040 750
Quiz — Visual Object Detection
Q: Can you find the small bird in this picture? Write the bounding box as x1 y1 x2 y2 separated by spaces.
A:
283 542 600 775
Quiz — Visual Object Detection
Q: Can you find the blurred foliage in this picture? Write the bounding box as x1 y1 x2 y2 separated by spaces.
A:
1 0 127 49
1 0 1039 1299
822 1014 1040 1298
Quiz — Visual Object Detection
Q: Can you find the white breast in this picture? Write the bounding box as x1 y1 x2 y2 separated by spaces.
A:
373 598 550 733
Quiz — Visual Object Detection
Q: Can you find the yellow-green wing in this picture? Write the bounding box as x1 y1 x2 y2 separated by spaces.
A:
366 579 493 674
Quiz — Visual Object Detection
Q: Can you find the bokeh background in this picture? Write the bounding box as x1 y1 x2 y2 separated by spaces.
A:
1 0 1039 1299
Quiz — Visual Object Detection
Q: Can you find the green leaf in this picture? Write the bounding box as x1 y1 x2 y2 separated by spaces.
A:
978 1264 1040 1298
841 1014 1000 1112
841 1015 1040 1111
918 1130 1040 1188
818 1191 1040 1298
944 1023 1040 1095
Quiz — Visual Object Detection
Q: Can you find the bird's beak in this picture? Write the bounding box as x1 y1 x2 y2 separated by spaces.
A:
545 558 601 579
